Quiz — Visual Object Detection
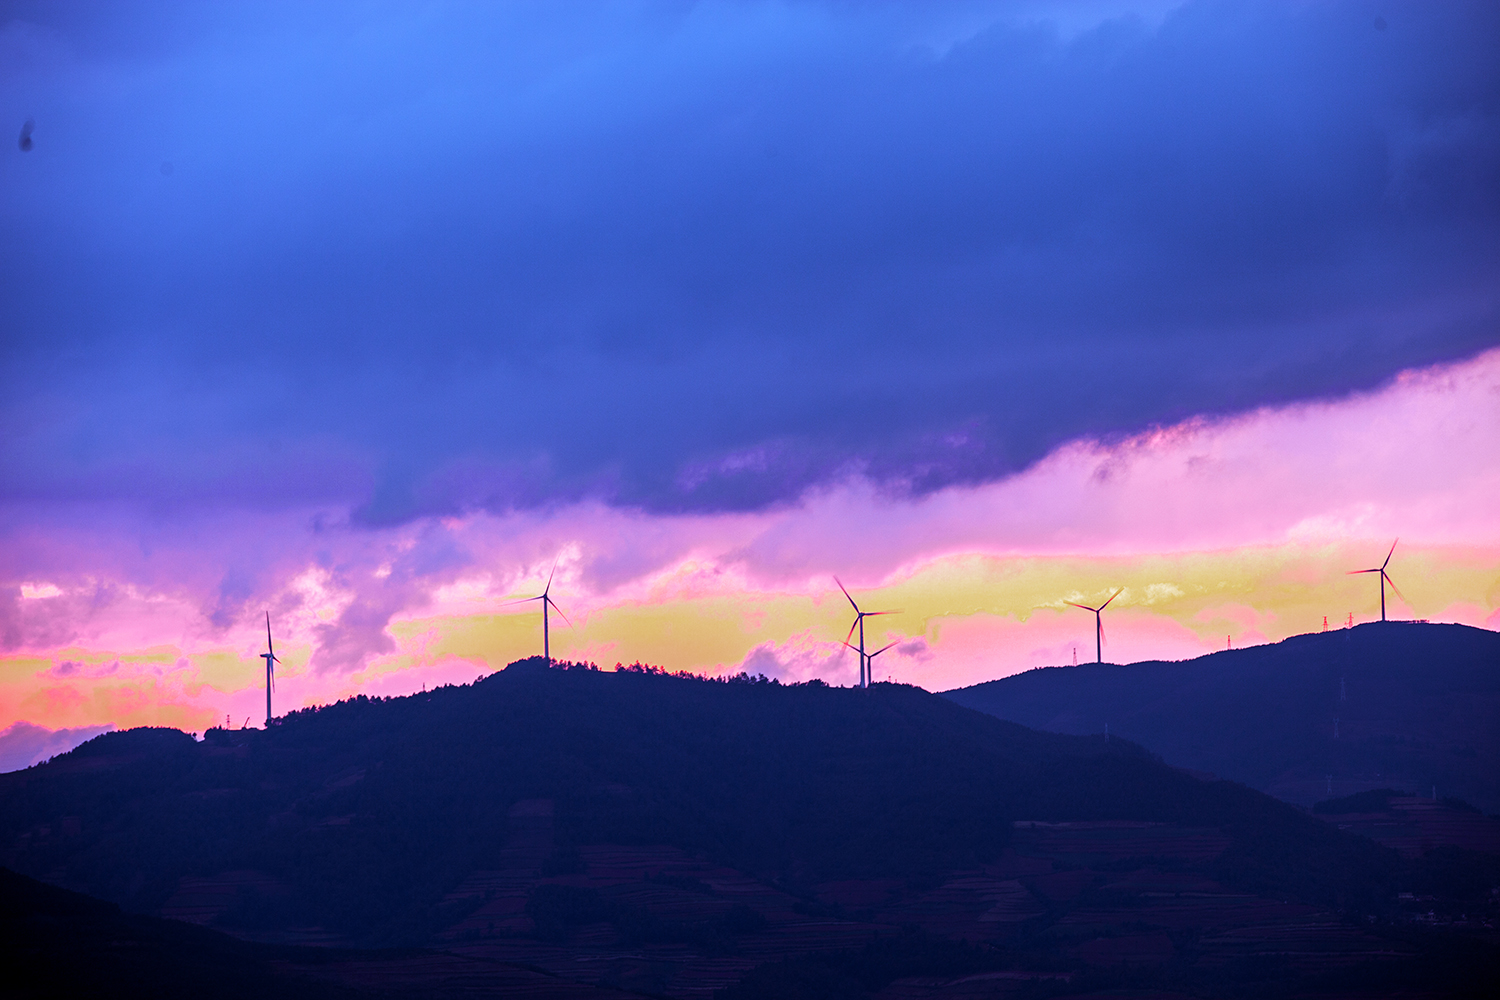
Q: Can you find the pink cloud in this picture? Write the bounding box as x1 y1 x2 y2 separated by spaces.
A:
0 348 1496 728
0 721 115 773
738 632 854 685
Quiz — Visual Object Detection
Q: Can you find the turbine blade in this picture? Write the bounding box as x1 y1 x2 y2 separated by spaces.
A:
265 612 273 656
865 610 901 617
1347 569 1379 575
870 641 898 657
1384 571 1408 606
1099 587 1124 610
544 560 557 596
546 595 573 629
1065 601 1098 612
845 619 860 645
1099 617 1108 647
502 595 545 606
834 576 860 612
1382 538 1398 570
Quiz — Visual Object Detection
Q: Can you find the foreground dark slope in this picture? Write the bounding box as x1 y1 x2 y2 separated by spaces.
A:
4 660 1495 998
945 622 1500 813
0 866 354 1000
0 866 651 1000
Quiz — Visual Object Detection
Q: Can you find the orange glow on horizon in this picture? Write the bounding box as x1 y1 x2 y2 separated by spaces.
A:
3 349 1498 736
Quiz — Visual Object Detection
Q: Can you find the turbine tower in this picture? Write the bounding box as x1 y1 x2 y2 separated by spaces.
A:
836 578 898 689
1066 588 1123 665
259 612 279 727
510 563 571 664
1348 539 1403 622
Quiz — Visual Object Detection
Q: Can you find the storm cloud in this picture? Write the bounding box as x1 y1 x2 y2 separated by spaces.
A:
2 1 1497 523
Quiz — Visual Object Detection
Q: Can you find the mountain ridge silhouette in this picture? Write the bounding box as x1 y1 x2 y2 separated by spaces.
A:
943 621 1500 813
3 650 1497 997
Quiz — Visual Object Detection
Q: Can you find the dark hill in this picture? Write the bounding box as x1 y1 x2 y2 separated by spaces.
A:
0 865 652 999
3 658 1496 998
944 622 1500 813
0 865 353 1000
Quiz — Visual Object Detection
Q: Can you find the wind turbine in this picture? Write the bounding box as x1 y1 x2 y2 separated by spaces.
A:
259 612 279 727
1348 539 1404 622
844 639 898 685
509 563 571 664
1066 588 1123 665
835 578 899 689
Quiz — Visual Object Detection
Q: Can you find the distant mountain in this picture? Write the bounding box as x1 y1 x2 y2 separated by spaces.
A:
944 622 1500 813
3 657 1496 998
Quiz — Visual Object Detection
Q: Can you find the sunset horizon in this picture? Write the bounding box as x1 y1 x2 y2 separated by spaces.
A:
5 343 1497 745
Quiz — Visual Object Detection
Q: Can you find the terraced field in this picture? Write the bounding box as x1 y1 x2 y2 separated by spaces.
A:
259 805 1429 997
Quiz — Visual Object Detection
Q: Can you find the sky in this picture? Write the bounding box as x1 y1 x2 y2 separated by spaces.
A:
1 1 1497 762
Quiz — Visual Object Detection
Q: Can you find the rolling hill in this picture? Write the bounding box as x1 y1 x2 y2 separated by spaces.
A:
3 656 1496 998
944 621 1500 813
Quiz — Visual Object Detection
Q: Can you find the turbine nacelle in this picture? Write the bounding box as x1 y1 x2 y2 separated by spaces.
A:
260 612 280 726
506 561 572 663
843 639 900 683
1066 588 1122 665
1347 538 1404 622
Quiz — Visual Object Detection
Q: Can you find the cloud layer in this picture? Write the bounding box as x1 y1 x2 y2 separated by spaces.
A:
2 1 1497 519
0 720 113 773
2 347 1496 729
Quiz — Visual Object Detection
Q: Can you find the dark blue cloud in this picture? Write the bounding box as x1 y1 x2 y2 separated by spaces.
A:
2 1 1497 521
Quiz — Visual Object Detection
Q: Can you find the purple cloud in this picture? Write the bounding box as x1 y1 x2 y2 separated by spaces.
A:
0 721 115 773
